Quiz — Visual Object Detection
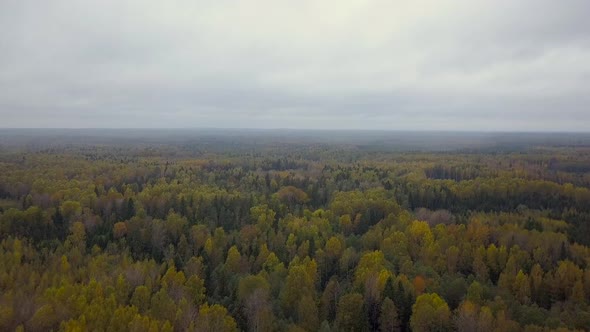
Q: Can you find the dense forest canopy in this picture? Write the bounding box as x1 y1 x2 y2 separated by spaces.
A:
1 130 590 331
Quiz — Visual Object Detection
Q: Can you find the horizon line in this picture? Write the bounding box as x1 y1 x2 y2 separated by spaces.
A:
1 127 590 134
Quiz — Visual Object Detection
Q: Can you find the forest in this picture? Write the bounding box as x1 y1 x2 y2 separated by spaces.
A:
1 130 590 331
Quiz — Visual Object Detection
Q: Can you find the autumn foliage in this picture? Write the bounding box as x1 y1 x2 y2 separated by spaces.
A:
0 138 590 331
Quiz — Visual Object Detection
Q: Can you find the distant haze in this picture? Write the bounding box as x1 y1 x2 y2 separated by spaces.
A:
1 0 589 131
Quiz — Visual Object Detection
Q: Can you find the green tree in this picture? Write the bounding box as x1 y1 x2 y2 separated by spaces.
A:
238 275 273 332
379 297 400 332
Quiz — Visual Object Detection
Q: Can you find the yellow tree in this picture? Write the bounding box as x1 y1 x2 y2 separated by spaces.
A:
335 293 366 331
195 304 238 332
513 270 531 304
410 293 452 332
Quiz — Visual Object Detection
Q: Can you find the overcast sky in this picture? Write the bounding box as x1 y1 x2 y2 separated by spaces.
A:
1 0 589 130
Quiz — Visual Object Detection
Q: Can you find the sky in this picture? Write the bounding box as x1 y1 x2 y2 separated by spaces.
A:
1 0 589 131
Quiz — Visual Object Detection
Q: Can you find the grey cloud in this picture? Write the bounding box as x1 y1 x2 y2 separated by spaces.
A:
0 0 589 130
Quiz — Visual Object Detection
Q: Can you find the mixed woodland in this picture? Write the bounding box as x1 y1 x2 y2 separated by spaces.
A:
1 131 590 331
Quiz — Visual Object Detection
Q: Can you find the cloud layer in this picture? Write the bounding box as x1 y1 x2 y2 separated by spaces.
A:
1 0 589 130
